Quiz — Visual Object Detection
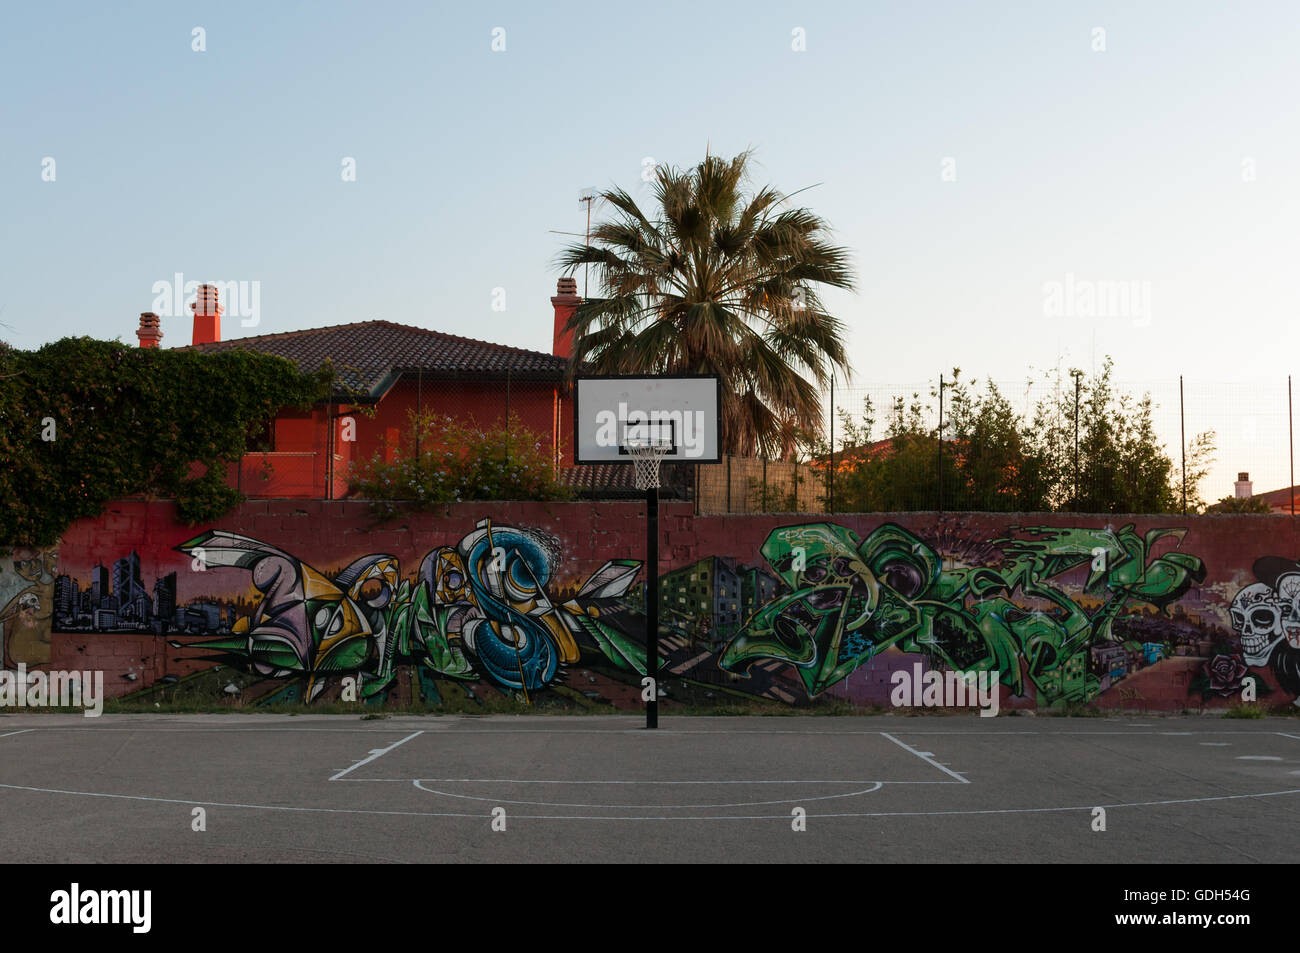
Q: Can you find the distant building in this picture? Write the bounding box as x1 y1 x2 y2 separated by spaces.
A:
182 602 221 633
154 573 177 632
113 551 146 620
91 565 108 608
53 575 76 620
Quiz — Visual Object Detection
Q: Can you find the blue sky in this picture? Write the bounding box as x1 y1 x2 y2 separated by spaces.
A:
3 1 1297 495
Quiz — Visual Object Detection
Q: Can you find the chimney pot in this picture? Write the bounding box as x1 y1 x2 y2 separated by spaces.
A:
136 312 163 349
191 283 223 345
551 277 582 360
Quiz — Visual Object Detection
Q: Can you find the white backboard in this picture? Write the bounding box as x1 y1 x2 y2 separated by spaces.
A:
574 375 721 463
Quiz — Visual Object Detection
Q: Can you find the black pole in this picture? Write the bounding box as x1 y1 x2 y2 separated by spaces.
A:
828 377 835 513
1073 372 1080 509
938 373 944 513
1290 375 1295 519
646 485 659 729
1180 375 1187 517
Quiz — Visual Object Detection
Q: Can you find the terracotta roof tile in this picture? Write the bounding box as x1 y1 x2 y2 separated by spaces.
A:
183 320 568 396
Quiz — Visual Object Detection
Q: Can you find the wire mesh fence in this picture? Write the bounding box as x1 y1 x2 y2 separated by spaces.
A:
697 375 1299 516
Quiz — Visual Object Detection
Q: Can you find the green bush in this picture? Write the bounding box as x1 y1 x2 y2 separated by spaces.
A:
0 337 331 544
350 410 573 517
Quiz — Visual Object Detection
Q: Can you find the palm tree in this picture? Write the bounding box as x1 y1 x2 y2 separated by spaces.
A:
556 151 855 458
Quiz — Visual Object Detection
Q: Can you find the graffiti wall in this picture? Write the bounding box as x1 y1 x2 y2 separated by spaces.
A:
17 500 1300 712
0 545 57 667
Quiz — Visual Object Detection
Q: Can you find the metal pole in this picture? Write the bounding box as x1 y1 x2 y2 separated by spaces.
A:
1180 375 1187 517
938 373 944 513
762 456 768 512
1290 376 1295 518
1073 372 1080 510
828 377 835 513
646 484 659 729
505 369 511 466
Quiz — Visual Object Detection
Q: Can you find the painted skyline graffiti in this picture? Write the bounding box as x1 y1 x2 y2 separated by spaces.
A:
30 513 1300 710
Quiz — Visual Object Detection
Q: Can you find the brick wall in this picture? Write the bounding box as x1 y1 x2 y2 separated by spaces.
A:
11 501 1299 713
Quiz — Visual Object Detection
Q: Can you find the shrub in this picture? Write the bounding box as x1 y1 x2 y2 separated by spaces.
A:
349 410 573 517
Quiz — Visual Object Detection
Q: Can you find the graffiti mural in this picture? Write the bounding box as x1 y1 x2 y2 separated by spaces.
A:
35 504 1300 711
718 522 1206 706
174 520 645 702
1222 557 1300 699
1 545 56 666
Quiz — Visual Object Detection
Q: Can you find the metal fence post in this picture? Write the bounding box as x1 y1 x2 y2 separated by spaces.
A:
1180 375 1187 517
937 372 944 513
828 377 835 514
1073 371 1081 510
726 455 732 513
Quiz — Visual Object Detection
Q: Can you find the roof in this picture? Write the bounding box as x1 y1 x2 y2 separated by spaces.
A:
183 320 569 399
1252 485 1299 512
558 462 692 499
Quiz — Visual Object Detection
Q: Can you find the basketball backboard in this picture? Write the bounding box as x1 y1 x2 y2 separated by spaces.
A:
574 375 721 463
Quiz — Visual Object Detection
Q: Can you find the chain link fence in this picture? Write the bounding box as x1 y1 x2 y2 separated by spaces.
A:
697 375 1298 516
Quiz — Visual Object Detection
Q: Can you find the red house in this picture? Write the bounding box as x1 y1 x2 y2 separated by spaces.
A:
135 279 585 498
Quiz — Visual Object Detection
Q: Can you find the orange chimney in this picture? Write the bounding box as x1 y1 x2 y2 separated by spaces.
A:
136 312 163 349
551 276 581 359
191 283 223 345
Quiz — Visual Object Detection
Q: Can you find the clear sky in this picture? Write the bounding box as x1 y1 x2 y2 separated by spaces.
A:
3 1 1297 496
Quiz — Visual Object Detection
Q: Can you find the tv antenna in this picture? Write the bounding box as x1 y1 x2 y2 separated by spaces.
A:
579 187 598 297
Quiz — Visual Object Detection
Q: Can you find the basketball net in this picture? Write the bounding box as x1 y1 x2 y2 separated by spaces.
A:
628 443 671 490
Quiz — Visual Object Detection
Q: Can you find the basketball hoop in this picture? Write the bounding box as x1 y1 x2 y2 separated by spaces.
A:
627 439 672 490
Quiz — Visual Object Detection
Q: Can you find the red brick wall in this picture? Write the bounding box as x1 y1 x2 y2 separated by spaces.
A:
32 503 1300 711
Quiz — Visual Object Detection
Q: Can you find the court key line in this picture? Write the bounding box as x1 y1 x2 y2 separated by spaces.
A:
412 779 884 809
880 732 970 783
329 731 424 781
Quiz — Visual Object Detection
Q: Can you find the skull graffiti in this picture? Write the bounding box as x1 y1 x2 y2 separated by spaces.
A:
1231 582 1285 665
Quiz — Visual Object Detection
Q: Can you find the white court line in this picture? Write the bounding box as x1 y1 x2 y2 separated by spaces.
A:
881 732 969 783
0 729 34 739
0 781 1296 822
412 778 884 808
343 777 958 785
1277 733 1300 741
329 731 424 781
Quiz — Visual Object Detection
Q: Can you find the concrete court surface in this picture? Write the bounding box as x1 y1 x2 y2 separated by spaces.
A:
0 713 1296 863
